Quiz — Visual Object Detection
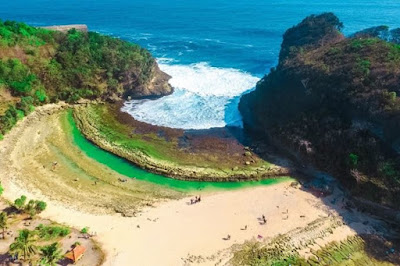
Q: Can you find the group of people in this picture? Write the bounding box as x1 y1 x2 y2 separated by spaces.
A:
261 214 267 224
190 196 201 205
224 215 267 241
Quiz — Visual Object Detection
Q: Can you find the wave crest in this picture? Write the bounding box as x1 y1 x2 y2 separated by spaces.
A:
121 62 259 130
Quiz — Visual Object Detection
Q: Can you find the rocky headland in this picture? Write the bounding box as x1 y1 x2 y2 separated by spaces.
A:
240 13 400 209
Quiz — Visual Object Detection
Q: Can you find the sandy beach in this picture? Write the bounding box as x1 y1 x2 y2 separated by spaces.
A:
0 105 384 265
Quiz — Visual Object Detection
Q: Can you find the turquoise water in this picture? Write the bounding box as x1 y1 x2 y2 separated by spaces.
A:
67 111 290 192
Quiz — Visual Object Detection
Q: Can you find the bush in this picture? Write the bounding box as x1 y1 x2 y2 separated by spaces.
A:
14 195 27 210
36 224 70 240
16 96 34 115
348 153 359 168
34 89 47 103
35 201 47 212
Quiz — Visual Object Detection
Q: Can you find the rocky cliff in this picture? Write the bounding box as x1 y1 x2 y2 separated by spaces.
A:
123 62 173 99
240 13 400 208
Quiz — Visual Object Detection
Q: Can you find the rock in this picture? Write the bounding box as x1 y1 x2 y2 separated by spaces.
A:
106 93 121 103
74 178 79 182
232 166 239 171
124 63 173 99
244 146 251 151
290 181 300 188
244 151 252 157
245 161 251 165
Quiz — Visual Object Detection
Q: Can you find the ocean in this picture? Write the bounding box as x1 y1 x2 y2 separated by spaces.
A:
2 0 400 129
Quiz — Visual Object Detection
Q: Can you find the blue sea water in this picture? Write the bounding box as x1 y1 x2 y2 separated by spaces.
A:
2 0 400 129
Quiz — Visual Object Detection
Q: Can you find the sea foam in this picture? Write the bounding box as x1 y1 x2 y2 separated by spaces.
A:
121 62 259 130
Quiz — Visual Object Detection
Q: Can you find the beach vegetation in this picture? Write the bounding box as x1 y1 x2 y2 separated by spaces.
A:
231 235 398 265
9 229 38 262
80 227 89 234
13 195 47 216
36 224 70 240
25 200 47 218
14 195 27 210
39 242 63 266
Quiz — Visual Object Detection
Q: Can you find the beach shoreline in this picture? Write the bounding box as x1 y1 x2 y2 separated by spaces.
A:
0 104 388 265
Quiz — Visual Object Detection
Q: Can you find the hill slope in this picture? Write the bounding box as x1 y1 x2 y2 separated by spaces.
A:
0 20 172 137
240 13 400 208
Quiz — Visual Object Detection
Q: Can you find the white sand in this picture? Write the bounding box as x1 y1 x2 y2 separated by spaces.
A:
0 105 378 265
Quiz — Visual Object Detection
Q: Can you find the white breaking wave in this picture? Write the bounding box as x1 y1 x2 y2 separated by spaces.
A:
121 62 259 130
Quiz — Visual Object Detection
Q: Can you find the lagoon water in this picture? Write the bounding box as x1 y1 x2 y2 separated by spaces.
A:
2 0 400 129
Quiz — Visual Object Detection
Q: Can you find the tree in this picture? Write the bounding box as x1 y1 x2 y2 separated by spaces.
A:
14 195 27 210
0 181 3 195
35 201 47 213
0 212 7 239
25 200 47 218
26 200 37 218
40 242 63 266
9 229 38 262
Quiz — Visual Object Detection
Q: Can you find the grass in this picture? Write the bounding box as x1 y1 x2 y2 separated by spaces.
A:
36 224 70 241
90 105 172 162
231 236 396 266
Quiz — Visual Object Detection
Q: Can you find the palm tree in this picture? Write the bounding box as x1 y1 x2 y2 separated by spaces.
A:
0 212 8 239
9 229 38 262
40 242 63 266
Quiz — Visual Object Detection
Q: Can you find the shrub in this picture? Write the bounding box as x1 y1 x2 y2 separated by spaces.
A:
348 153 359 168
14 195 27 210
356 59 371 76
35 201 47 212
34 89 47 103
36 224 70 240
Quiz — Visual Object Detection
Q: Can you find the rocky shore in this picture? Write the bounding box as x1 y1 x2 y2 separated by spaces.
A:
72 103 291 181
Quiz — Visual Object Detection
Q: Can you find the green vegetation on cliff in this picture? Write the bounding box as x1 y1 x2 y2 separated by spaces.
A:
240 13 400 208
0 20 163 136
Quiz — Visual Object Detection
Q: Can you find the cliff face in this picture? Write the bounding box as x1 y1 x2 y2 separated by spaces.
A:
240 13 400 208
123 62 173 99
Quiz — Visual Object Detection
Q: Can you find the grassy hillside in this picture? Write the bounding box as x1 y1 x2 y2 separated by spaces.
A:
0 20 164 138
